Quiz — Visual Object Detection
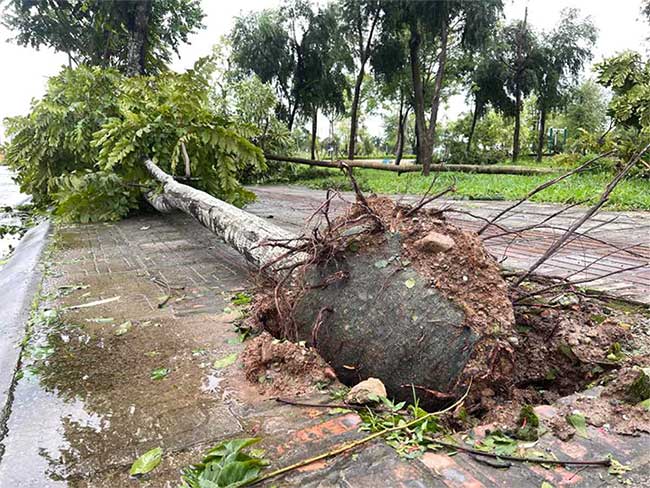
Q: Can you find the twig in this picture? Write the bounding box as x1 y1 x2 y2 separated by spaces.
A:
478 150 615 235
245 382 472 486
275 398 363 410
427 438 611 467
405 183 456 217
181 141 191 178
340 163 384 231
514 143 650 286
401 384 455 399
515 261 649 303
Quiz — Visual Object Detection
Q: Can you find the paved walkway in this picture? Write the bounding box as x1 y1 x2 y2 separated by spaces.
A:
247 185 650 304
0 210 647 486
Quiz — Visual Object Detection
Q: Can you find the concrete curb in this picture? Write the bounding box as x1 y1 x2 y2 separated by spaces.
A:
0 220 50 453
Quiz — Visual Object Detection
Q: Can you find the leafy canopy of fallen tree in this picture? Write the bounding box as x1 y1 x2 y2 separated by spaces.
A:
3 63 265 222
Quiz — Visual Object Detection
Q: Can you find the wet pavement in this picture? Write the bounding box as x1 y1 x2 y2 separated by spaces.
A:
247 185 650 304
0 166 31 261
0 185 648 486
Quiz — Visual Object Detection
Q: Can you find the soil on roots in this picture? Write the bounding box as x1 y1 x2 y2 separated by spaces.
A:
248 196 516 405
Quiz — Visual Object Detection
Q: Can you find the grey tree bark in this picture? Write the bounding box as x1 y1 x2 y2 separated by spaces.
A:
144 160 302 269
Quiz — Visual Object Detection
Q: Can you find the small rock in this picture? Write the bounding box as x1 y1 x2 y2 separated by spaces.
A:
413 231 455 254
346 378 387 405
481 388 495 398
507 336 520 346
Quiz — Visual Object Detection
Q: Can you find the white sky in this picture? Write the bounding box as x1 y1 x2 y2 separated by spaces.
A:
0 0 648 141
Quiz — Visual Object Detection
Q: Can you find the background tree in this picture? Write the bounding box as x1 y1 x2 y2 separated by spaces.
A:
596 51 650 132
380 0 503 175
296 2 351 159
371 23 412 164
229 8 297 129
533 8 596 161
465 52 514 154
564 80 608 138
339 0 382 159
499 9 540 161
3 0 204 75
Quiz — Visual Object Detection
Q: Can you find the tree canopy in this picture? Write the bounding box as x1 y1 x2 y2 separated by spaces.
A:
3 0 204 74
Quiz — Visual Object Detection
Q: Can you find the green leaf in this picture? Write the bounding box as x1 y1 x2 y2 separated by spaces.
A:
130 447 162 476
404 278 416 289
231 292 252 306
566 413 589 438
114 320 132 336
608 455 632 475
150 367 170 380
213 353 238 369
541 482 554 488
216 460 262 487
639 398 650 411
373 259 389 269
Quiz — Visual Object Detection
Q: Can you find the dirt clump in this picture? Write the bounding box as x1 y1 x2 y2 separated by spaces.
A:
242 332 337 397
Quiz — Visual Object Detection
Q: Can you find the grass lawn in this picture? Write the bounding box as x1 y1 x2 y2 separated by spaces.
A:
275 164 650 211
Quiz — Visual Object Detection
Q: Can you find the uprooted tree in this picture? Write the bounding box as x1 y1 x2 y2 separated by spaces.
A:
145 140 649 408
146 158 518 405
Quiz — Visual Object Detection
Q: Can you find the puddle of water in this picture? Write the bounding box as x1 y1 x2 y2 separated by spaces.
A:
0 166 32 264
0 371 108 486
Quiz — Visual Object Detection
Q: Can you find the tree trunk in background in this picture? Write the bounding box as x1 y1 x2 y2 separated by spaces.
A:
512 87 522 162
126 0 152 76
395 104 409 166
425 20 449 175
467 100 480 154
310 110 318 161
512 8 527 162
348 69 364 160
409 28 432 175
536 107 547 162
287 103 298 132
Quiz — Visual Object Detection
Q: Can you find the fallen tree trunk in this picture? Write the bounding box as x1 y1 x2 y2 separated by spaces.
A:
144 159 302 269
145 160 516 405
265 153 558 176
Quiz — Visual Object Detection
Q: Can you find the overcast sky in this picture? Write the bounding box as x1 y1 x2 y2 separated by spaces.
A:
0 0 648 141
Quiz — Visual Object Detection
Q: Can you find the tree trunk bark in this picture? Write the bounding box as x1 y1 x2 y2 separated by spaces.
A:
467 100 480 154
426 20 449 174
264 154 558 175
394 97 405 165
287 102 298 133
409 28 431 175
310 109 318 161
126 0 152 76
144 160 302 269
512 87 522 162
395 108 408 166
536 107 547 162
348 68 365 160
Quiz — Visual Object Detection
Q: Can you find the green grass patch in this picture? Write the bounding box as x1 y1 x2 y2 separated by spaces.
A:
278 166 650 211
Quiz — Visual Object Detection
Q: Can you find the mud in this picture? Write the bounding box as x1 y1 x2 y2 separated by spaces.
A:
242 332 338 397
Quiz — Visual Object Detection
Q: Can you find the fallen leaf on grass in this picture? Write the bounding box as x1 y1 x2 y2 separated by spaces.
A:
404 278 416 289
130 447 162 476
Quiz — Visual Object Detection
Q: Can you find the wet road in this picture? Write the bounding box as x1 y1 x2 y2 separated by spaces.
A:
0 166 30 260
